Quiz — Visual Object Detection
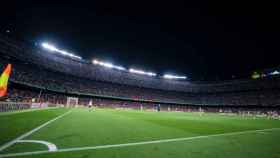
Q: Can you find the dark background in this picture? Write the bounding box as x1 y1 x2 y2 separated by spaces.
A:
1 0 279 81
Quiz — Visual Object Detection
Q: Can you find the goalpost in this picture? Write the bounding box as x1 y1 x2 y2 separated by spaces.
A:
66 97 79 108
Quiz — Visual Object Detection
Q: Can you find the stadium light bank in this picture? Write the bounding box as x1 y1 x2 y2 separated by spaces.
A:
41 42 82 60
92 59 126 71
269 70 280 76
163 74 187 80
129 68 157 76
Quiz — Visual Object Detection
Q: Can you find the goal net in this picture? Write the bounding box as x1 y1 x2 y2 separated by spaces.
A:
66 97 78 107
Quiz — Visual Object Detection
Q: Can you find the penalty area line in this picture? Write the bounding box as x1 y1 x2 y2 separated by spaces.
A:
0 127 279 158
0 110 72 152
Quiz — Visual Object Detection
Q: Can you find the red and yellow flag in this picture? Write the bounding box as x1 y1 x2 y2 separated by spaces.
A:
0 64 12 97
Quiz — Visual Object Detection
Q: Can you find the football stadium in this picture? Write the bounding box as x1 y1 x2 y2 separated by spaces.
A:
1 34 280 158
1 2 280 158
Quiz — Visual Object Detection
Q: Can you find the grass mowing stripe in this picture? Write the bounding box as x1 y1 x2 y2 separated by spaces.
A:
1 127 279 158
0 110 72 152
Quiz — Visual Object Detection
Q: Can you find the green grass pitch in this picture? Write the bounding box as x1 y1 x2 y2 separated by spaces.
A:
0 107 280 158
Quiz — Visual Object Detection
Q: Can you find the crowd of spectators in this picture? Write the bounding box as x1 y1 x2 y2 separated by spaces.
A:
2 57 280 106
6 85 67 105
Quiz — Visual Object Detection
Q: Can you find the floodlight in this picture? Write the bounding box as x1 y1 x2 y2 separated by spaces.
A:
129 68 156 76
270 70 280 75
163 74 187 79
41 42 82 60
92 59 126 71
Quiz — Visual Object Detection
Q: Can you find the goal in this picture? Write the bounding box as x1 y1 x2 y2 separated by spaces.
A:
66 97 78 107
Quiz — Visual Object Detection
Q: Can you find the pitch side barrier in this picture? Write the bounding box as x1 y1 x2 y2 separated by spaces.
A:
0 102 31 112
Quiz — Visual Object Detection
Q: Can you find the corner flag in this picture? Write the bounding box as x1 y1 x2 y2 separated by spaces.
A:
0 64 12 97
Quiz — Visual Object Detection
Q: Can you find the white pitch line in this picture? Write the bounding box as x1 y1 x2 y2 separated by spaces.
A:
0 110 72 152
17 140 57 152
0 107 59 116
0 127 279 158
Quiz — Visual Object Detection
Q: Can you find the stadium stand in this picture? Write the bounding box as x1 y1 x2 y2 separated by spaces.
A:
1 34 280 113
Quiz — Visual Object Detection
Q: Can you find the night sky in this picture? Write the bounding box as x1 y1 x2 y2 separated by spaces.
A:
1 1 279 81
